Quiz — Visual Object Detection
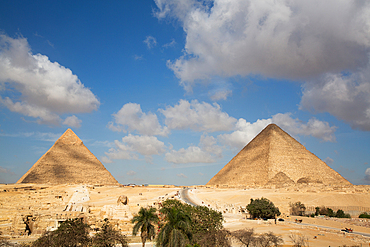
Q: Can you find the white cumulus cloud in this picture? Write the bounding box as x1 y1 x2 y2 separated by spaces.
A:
159 99 236 132
0 34 100 125
103 134 166 162
218 118 272 150
300 70 370 131
219 113 336 150
108 103 169 136
154 1 370 131
165 134 222 164
63 115 82 128
155 0 370 87
209 88 232 101
272 113 337 142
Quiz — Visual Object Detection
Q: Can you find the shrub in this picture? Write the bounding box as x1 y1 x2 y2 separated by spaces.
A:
32 218 91 247
359 212 370 219
289 233 309 247
289 202 306 216
246 198 281 219
231 229 284 247
158 199 229 247
92 219 128 247
336 209 351 218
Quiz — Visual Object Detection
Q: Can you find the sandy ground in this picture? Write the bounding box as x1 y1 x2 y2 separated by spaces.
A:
190 187 370 246
2 184 370 246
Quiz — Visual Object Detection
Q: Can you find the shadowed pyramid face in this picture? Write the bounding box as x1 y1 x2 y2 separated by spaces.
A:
207 124 351 187
17 129 119 185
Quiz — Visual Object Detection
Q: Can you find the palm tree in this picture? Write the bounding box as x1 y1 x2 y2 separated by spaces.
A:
132 207 159 247
156 207 192 247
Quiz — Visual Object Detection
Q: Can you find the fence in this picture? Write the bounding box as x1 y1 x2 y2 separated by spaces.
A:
305 206 370 216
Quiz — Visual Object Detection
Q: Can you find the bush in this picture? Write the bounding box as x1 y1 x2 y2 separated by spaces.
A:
92 219 128 247
159 199 229 247
359 212 370 219
246 198 281 219
314 206 351 218
32 218 90 247
327 208 335 217
336 209 351 218
231 229 284 247
289 233 309 247
289 202 306 216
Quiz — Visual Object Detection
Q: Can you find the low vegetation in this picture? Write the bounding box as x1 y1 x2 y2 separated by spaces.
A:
314 206 351 218
289 233 309 247
31 218 128 247
359 212 370 219
246 198 281 219
231 228 283 247
289 202 306 216
156 199 228 247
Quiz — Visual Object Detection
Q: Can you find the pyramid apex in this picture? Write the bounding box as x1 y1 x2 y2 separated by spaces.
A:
56 128 82 144
264 123 281 131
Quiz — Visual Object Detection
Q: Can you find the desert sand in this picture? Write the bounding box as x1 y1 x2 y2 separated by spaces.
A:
1 183 370 246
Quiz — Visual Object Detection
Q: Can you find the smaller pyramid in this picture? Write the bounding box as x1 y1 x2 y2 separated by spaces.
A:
17 129 119 185
207 124 351 187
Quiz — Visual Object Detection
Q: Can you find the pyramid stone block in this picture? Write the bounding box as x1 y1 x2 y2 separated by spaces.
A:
207 124 351 187
17 129 119 185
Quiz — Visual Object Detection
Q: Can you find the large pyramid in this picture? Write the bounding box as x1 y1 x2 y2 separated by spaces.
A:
17 129 119 185
207 124 351 187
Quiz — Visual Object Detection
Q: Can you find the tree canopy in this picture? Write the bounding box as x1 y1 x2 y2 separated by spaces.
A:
246 198 281 219
132 207 159 247
157 199 228 247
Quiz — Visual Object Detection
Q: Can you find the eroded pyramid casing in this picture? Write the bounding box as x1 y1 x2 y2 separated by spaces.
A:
207 124 351 187
17 129 119 185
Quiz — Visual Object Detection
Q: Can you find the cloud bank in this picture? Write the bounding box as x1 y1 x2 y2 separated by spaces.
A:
159 99 236 132
154 0 370 130
108 103 169 136
155 0 370 83
105 100 336 164
0 34 100 125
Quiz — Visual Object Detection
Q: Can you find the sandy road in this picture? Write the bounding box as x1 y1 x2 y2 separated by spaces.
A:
291 221 370 238
180 188 198 206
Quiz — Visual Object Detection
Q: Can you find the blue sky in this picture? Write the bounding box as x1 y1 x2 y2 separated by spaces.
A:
0 0 369 186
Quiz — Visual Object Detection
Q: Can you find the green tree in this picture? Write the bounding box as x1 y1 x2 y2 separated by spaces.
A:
335 209 351 218
132 207 159 247
156 207 192 247
159 199 227 247
246 198 280 219
314 207 320 216
289 202 306 216
32 218 91 247
92 219 128 247
326 208 335 217
359 212 370 219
